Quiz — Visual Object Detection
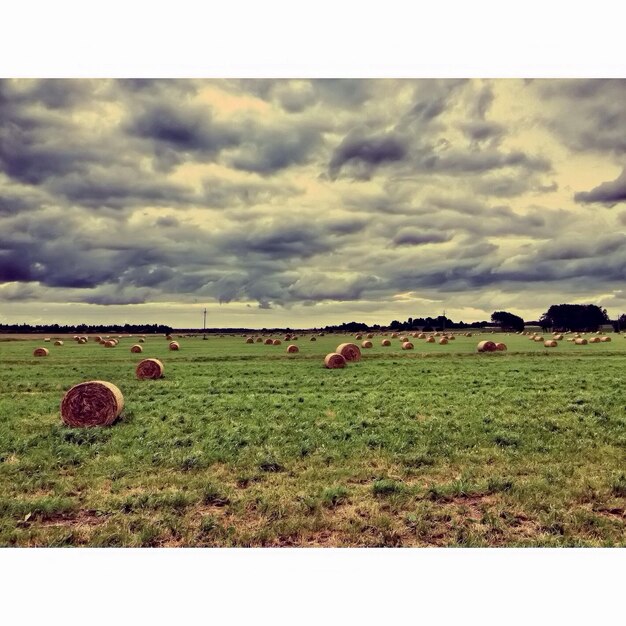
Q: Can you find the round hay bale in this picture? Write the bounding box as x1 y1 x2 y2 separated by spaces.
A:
399 336 408 342
336 343 361 362
33 347 49 357
264 338 273 345
434 332 441 337
245 337 254 344
366 333 373 339
477 340 497 352
104 340 116 348
589 337 601 343
361 340 373 349
439 337 448 345
130 344 143 353
44 338 51 342
287 344 299 353
417 333 426 339
324 353 346 369
273 339 282 345
381 339 391 346
355 334 363 340
402 341 414 350
60 381 124 428
310 337 317 342
138 338 145 343
292 336 298 341
166 335 173 341
544 340 557 348
425 336 435 343
600 336 611 342
169 341 180 351
54 340 64 346
94 336 102 342
495 342 507 351
256 337 263 343
466 333 472 337
284 335 291 341
78 337 87 344
136 358 164 380
448 335 455 340
554 334 564 341
534 336 544 342
391 332 398 338
574 338 588 345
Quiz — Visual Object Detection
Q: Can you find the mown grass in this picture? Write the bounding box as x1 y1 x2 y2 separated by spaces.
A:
0 331 624 547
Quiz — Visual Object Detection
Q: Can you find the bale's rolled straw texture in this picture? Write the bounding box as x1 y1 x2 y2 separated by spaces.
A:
366 333 373 339
589 337 600 343
391 332 398 338
287 344 299 353
54 340 64 346
169 341 180 351
94 336 102 342
272 339 282 345
417 333 426 339
381 339 391 346
78 338 87 344
477 340 497 352
544 340 557 347
264 338 273 345
104 340 116 348
60 381 124 428
245 337 254 344
336 343 361 362
361 340 373 348
600 336 611 342
402 342 414 350
425 336 435 343
355 334 363 340
575 338 588 345
136 358 164 380
554 334 564 340
256 337 263 343
130 344 143 353
495 342 507 351
324 353 346 369
439 337 448 345
33 347 49 357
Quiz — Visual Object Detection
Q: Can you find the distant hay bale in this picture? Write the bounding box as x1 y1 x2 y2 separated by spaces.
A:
402 342 414 350
425 336 435 343
589 337 601 343
381 339 391 346
495 342 507 351
324 352 347 369
292 336 299 340
54 340 64 346
130 344 143 353
554 334 564 340
361 340 373 348
448 335 455 340
138 338 145 343
94 336 102 342
136 358 164 380
78 338 87 344
44 338 51 342
166 335 173 341
245 337 254 344
284 335 292 341
104 340 116 348
434 332 441 337
439 337 448 345
600 336 611 342
336 343 361 362
169 341 180 351
477 340 497 352
417 333 426 339
287 344 299 353
534 336 544 342
33 347 49 357
544 340 557 348
391 332 398 338
366 333 373 339
256 337 263 343
310 337 317 342
264 338 273 345
355 334 363 340
60 380 124 428
574 338 588 345
399 336 408 342
272 339 282 345
466 333 472 337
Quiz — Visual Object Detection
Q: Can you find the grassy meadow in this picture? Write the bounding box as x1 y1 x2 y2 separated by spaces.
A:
0 331 624 547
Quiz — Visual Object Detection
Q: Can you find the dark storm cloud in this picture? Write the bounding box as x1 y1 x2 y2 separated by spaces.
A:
419 149 551 175
459 120 505 145
391 229 451 246
536 79 626 154
574 168 626 207
328 132 407 179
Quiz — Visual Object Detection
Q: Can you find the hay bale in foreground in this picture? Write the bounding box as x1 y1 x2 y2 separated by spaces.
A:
60 381 124 428
136 358 164 380
361 340 373 349
544 340 557 348
402 342 414 350
33 347 49 357
495 342 507 351
439 337 448 345
589 337 600 343
575 338 588 345
600 336 611 342
381 339 391 346
324 353 346 369
287 344 299 353
336 343 361 362
169 341 180 351
130 344 143 353
477 340 497 352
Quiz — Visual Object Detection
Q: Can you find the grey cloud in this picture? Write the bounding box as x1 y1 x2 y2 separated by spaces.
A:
392 228 451 246
574 168 626 207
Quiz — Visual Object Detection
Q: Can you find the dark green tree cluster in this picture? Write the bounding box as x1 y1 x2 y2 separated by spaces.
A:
539 304 610 331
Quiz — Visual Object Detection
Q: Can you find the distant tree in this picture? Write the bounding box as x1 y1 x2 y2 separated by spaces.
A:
540 304 609 331
613 313 626 333
491 311 525 332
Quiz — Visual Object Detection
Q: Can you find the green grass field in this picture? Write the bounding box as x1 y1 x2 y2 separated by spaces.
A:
0 332 624 547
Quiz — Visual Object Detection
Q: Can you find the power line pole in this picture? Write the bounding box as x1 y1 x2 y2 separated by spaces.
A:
203 307 207 340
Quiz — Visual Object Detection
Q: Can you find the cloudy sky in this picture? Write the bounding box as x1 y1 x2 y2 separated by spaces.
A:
1 79 625 328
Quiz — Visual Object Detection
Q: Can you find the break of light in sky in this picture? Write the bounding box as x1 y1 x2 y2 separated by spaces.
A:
0 79 625 328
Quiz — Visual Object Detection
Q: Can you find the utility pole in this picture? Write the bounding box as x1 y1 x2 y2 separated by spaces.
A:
442 309 446 332
203 307 207 340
